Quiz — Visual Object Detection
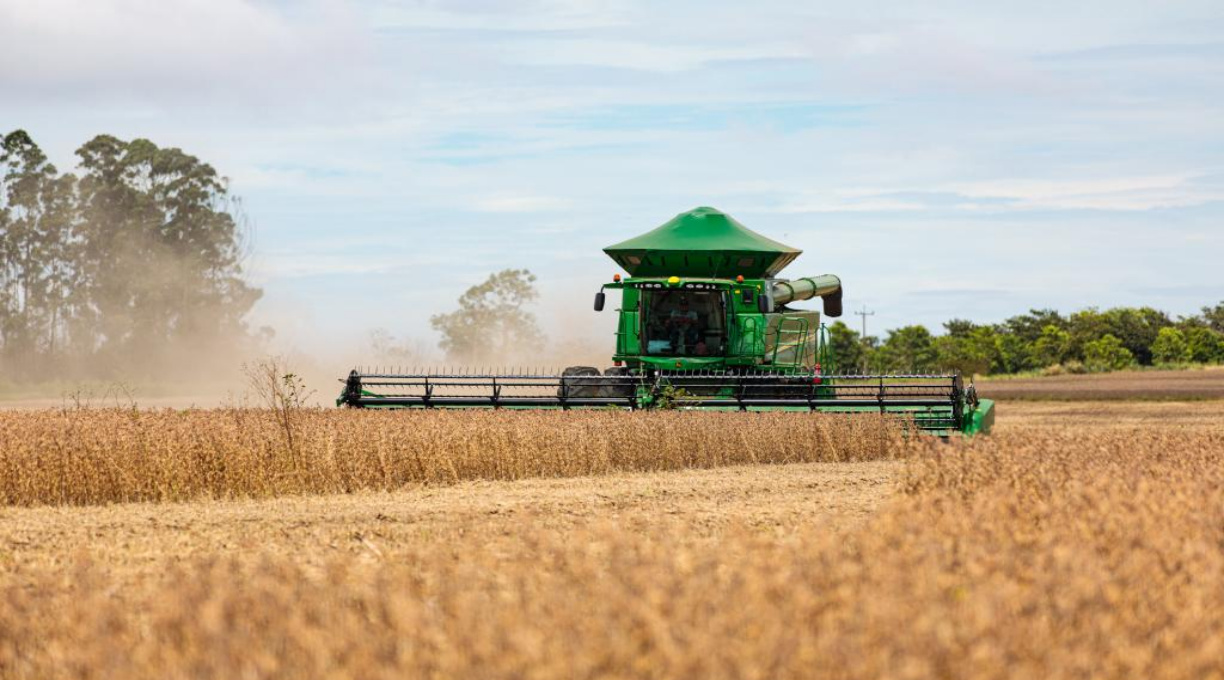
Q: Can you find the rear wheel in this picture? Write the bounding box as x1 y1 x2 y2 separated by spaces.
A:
741 374 814 399
559 366 602 399
602 366 635 398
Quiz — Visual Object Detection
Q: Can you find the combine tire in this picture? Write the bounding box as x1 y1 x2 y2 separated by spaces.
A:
560 366 603 399
601 366 635 398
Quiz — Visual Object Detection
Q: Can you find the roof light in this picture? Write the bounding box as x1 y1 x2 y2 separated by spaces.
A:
613 274 621 282
736 275 744 283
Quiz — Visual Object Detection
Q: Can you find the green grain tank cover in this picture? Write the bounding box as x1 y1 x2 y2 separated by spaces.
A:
604 207 801 278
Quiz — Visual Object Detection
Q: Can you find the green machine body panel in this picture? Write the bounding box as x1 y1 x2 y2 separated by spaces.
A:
604 207 800 278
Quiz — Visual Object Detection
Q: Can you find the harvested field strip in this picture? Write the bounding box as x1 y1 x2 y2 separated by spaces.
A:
977 367 1224 401
0 461 899 588
993 400 1224 432
3 426 1224 679
0 409 907 507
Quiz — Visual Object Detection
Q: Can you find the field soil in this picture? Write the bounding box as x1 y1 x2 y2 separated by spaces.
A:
977 365 1224 400
1 461 895 590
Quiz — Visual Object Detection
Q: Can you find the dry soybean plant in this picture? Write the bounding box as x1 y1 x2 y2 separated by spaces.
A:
242 356 316 468
0 408 910 506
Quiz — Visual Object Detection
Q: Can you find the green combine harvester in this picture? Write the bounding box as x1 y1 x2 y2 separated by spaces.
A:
339 207 994 435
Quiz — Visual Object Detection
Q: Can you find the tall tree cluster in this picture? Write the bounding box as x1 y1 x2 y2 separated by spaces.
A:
0 130 260 380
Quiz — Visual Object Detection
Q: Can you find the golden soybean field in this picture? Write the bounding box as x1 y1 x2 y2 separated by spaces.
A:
1 402 1223 679
0 410 903 506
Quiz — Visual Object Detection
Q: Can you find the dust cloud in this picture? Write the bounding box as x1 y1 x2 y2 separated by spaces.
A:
1 268 621 409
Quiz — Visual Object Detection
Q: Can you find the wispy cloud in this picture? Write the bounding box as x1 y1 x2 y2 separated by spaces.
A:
474 194 574 213
946 175 1222 211
367 0 632 32
0 0 370 102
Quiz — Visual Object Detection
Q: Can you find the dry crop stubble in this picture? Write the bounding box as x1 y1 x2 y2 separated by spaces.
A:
0 409 908 506
0 461 899 590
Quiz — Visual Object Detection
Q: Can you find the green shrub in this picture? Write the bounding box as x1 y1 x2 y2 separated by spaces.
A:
1084 334 1135 372
1151 327 1192 365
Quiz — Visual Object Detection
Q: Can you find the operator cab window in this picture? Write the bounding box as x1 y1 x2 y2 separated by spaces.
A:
643 290 726 357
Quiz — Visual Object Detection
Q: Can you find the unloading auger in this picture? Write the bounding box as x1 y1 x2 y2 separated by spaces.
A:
339 207 994 435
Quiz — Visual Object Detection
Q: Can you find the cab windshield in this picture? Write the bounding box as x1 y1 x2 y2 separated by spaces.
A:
643 289 726 357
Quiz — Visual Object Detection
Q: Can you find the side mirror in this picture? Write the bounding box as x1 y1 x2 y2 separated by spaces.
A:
594 291 606 312
757 295 770 314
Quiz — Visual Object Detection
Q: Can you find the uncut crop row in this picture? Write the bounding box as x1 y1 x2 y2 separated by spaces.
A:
0 409 906 506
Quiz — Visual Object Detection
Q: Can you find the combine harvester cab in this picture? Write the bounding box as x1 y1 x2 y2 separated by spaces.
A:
339 207 994 436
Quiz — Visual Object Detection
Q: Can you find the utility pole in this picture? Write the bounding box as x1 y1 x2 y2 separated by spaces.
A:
854 304 875 340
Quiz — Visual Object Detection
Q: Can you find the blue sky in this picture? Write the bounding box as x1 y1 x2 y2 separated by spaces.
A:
2 0 1223 360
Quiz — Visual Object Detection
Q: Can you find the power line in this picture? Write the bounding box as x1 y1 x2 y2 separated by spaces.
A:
854 305 875 339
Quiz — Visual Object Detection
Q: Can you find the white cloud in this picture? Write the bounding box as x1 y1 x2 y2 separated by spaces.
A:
947 175 1222 211
758 173 1224 215
474 193 573 213
0 0 368 101
367 0 631 32
508 39 801 73
773 198 928 214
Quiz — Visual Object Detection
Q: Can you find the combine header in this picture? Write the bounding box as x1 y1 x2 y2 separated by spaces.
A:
339 207 994 435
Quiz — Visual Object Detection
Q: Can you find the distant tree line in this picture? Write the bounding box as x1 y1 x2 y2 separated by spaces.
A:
0 130 261 381
829 303 1224 376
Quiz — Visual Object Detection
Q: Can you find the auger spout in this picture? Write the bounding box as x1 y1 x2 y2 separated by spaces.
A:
771 274 843 317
